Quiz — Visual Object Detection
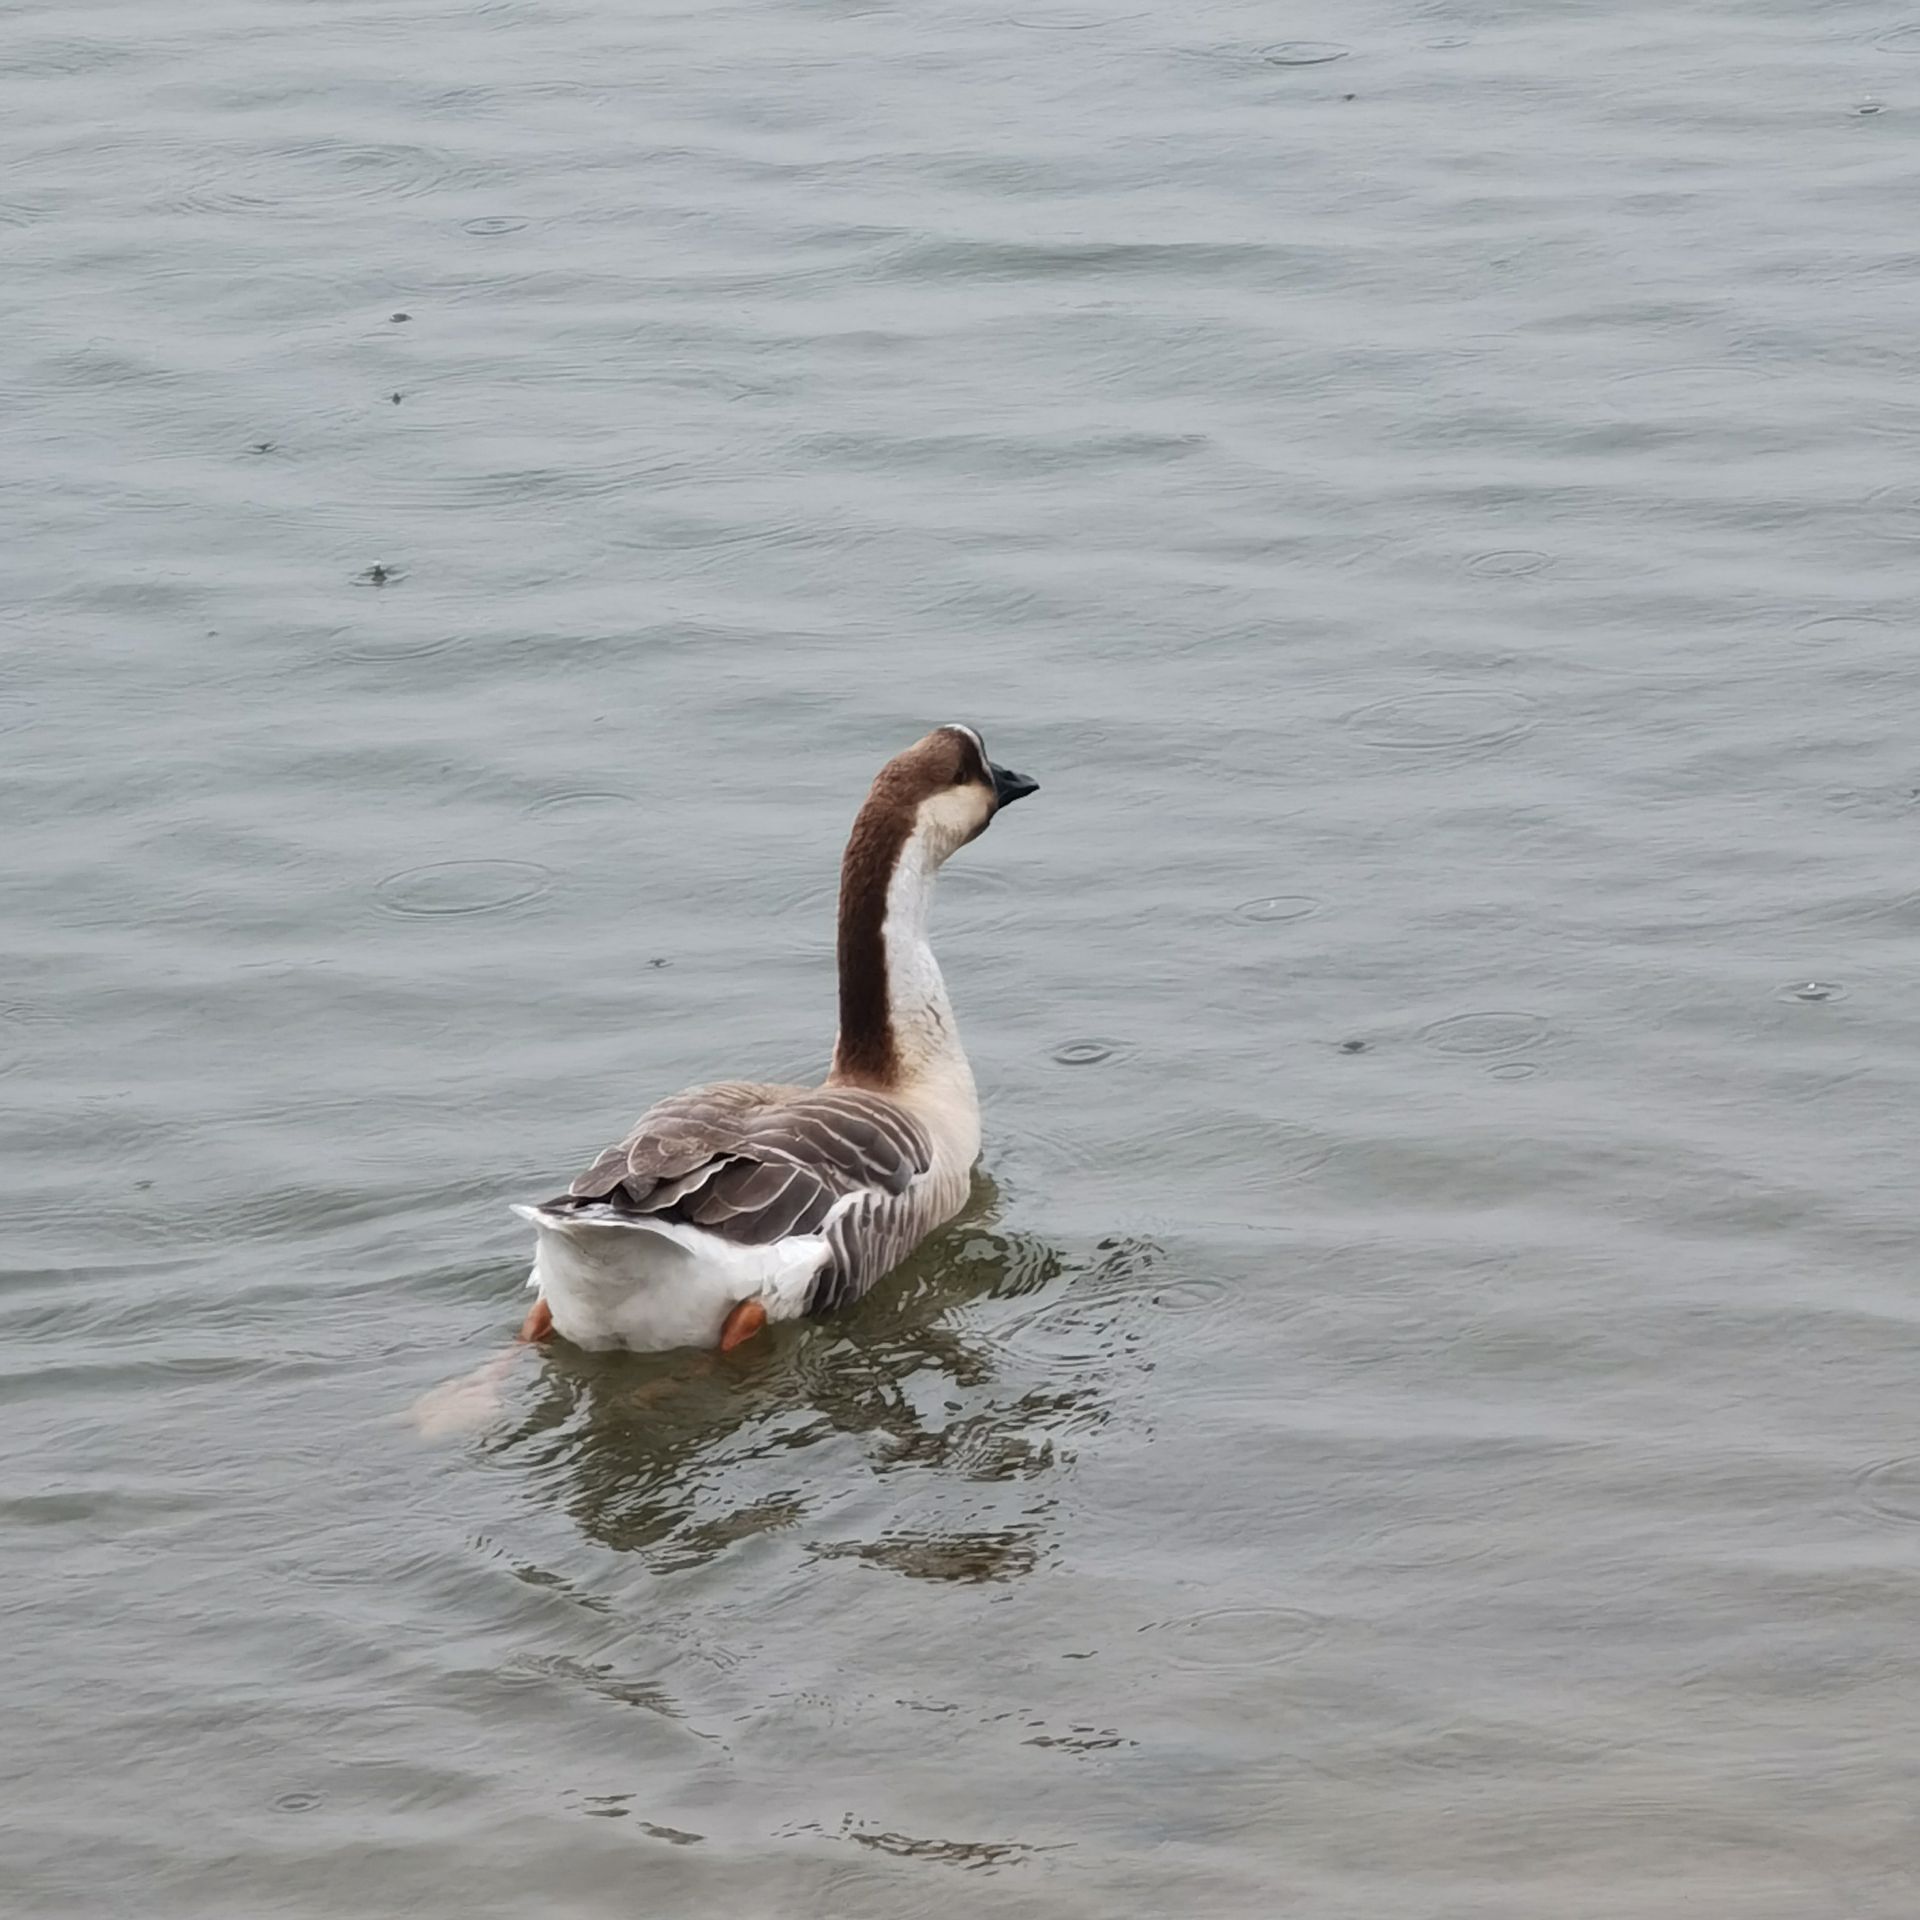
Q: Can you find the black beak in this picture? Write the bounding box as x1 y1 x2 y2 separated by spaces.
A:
990 762 1039 807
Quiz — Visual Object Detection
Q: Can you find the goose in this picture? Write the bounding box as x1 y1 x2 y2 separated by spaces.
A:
509 725 1039 1355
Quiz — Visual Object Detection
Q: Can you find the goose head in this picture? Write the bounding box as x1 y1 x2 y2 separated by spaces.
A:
867 723 1039 866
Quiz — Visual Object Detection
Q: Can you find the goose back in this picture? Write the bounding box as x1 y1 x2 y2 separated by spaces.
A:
535 1081 951 1316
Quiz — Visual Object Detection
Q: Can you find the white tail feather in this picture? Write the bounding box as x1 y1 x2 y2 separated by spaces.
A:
513 1204 827 1352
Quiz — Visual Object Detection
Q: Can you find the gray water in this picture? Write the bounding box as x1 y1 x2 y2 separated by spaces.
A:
6 0 1920 1911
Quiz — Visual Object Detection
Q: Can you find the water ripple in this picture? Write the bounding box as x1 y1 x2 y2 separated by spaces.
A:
526 789 639 821
1157 1116 1331 1185
1602 363 1777 415
1139 1604 1329 1669
1465 548 1553 578
1861 481 1920 538
809 1525 1046 1583
1233 894 1322 925
1794 614 1894 647
1778 980 1849 1004
1420 1011 1550 1056
1007 7 1148 27
337 626 465 663
1346 690 1538 755
1142 1274 1233 1316
994 1299 1125 1380
1263 42 1351 66
1856 1455 1920 1522
373 860 551 918
167 141 498 215
1050 1037 1129 1067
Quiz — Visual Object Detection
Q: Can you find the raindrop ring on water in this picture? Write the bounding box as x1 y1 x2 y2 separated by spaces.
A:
1234 895 1321 924
374 860 551 917
1420 1011 1549 1056
1263 41 1350 65
1779 980 1849 1004
1465 548 1552 578
526 789 638 821
1145 1275 1232 1315
1140 1604 1328 1669
1346 690 1538 754
1051 1037 1129 1067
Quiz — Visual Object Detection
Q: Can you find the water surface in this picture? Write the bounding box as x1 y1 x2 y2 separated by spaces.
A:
6 0 1920 1912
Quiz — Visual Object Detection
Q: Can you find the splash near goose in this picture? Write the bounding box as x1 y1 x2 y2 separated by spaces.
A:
511 725 1038 1354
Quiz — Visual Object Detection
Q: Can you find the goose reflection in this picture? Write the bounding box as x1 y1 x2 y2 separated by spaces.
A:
492 1172 1155 1581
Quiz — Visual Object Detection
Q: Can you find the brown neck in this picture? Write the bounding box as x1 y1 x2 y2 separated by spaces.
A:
829 793 913 1088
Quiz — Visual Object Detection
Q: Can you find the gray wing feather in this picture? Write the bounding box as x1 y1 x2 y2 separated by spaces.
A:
541 1083 935 1314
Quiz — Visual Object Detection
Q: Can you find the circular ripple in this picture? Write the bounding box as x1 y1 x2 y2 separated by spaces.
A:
1486 1060 1540 1081
462 215 528 234
1042 1235 1171 1310
273 1790 323 1814
1051 1037 1128 1068
997 1116 1103 1178
1603 364 1776 414
1779 980 1849 1004
170 143 492 215
1162 1116 1331 1186
1346 690 1537 754
998 1299 1122 1376
1857 1456 1920 1522
1144 1274 1233 1315
1795 614 1894 647
374 860 551 918
338 627 464 662
1466 548 1552 578
527 789 638 821
1263 41 1350 65
1420 1011 1549 1057
1141 1605 1327 1669
1234 894 1321 925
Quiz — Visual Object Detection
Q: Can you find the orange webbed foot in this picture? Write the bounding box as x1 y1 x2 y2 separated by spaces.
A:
517 1297 554 1343
717 1299 767 1352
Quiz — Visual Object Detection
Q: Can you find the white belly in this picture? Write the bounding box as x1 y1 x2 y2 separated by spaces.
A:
514 1206 827 1353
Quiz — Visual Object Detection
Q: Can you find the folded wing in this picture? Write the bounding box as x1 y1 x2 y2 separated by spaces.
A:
539 1082 935 1308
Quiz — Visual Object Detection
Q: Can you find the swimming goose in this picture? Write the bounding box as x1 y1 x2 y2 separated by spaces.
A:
510 725 1038 1354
